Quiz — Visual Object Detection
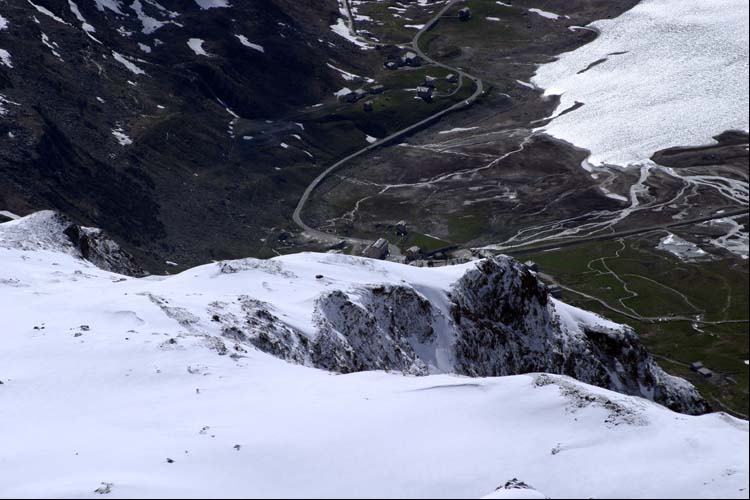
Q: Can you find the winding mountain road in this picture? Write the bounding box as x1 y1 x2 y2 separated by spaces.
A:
292 0 483 246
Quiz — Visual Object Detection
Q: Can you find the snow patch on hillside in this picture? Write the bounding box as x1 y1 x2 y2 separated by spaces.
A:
27 0 70 25
112 51 146 75
194 0 230 9
533 0 750 167
94 0 125 15
112 127 133 146
330 18 370 50
235 34 264 52
0 48 12 68
187 38 209 56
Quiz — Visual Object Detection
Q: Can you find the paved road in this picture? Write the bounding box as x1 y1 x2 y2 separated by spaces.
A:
292 0 483 246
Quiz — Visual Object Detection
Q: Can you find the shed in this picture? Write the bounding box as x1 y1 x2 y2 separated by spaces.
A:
346 89 368 103
402 51 422 67
363 101 374 112
370 84 385 94
363 238 390 260
406 246 423 261
697 367 713 378
446 73 459 84
690 361 704 372
423 76 437 88
459 8 472 21
416 86 434 101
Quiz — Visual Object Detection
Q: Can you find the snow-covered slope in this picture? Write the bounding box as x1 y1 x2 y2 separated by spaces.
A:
1 212 748 498
0 212 706 413
533 0 749 167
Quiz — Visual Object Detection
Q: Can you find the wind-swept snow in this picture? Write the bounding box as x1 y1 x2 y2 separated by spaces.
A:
0 14 9 31
533 0 750 167
0 214 747 498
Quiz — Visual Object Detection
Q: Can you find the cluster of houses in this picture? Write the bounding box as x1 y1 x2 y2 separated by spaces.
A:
342 83 387 111
417 74 457 102
341 71 459 108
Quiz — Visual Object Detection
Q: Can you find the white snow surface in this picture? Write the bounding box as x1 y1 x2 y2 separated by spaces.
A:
0 212 748 499
112 51 146 75
235 34 264 53
27 0 70 25
94 0 125 15
0 49 11 68
187 38 209 56
194 0 230 9
532 0 750 167
0 14 8 31
528 8 563 20
111 128 133 146
330 18 370 50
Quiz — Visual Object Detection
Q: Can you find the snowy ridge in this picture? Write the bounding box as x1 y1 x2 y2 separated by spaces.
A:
0 212 747 498
1 212 706 413
0 211 144 275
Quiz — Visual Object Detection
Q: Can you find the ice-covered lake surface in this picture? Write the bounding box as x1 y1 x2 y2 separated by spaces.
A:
532 0 750 168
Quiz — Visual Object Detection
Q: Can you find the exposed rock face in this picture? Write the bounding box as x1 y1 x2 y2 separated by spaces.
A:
0 210 144 276
449 257 709 414
64 224 145 277
451 257 560 377
312 286 433 375
214 296 313 366
204 255 708 415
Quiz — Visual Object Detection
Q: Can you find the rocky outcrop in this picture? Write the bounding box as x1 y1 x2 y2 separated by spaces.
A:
4 215 704 414
312 286 434 375
64 224 145 277
202 254 709 415
449 257 709 415
0 211 145 276
483 478 547 499
214 296 313 365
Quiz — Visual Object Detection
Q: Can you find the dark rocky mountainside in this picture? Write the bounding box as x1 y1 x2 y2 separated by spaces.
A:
0 0 376 270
